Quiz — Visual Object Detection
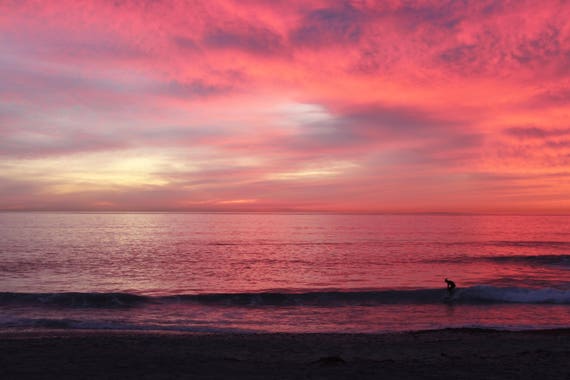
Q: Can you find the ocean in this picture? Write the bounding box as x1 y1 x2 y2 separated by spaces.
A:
1 213 568 333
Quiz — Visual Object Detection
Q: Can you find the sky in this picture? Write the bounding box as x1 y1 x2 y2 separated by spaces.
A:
1 0 569 213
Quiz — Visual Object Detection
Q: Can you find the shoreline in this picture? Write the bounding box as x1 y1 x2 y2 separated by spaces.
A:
1 328 569 379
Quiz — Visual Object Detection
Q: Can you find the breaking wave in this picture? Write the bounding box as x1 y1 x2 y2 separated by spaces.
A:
487 255 570 267
489 240 570 249
1 286 569 308
430 254 570 268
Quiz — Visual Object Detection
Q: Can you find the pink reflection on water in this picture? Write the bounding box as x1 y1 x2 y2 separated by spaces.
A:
0 213 569 295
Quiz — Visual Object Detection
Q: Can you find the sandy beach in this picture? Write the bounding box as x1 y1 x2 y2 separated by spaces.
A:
0 328 568 379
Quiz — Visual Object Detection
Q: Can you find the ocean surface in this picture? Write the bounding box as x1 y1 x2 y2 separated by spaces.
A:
1 213 569 333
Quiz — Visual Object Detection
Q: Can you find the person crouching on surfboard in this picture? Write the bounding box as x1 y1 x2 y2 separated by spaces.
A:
444 278 456 296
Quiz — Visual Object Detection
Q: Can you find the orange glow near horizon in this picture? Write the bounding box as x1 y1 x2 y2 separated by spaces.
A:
1 1 570 214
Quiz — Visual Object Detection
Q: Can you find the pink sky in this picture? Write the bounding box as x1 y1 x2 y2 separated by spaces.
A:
1 0 569 213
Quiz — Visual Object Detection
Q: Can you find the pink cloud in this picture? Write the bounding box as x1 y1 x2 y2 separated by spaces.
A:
0 0 569 213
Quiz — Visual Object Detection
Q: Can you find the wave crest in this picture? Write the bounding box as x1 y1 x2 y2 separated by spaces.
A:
488 255 570 267
1 286 569 308
460 286 570 304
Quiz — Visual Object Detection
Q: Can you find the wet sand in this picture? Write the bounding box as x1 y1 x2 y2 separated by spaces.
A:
1 328 569 379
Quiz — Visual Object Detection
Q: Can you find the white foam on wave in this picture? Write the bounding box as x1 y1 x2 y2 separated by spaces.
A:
462 285 570 304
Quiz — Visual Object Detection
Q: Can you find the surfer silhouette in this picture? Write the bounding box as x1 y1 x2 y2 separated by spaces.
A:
444 278 456 296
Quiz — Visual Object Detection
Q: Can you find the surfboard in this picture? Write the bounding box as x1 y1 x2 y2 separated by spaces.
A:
443 289 460 303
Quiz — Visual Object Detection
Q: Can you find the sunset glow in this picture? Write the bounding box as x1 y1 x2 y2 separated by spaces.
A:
1 0 570 213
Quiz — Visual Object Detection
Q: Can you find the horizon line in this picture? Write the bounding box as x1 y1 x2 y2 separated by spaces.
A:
1 210 570 217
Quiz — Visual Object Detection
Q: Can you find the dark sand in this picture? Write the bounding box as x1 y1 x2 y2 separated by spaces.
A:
1 329 569 379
